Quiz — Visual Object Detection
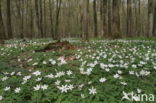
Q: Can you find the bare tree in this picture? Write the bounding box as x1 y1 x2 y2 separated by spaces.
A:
84 0 89 41
148 0 154 37
7 0 13 39
108 0 112 37
112 0 121 38
101 0 108 37
54 0 62 40
49 0 54 37
39 0 44 38
127 0 132 37
0 0 5 40
153 1 156 36
93 0 98 37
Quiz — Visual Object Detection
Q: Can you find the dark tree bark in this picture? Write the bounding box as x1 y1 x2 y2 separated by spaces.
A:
44 0 47 36
93 0 98 37
108 0 112 36
49 0 54 37
127 0 132 37
54 0 62 40
30 0 33 38
148 0 154 37
7 0 13 39
102 0 107 37
153 3 156 36
39 0 44 38
21 0 24 38
112 0 121 38
0 0 5 40
84 0 89 41
35 0 40 37
137 0 141 36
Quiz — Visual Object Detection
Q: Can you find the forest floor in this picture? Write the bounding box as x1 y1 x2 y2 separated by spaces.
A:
0 38 156 103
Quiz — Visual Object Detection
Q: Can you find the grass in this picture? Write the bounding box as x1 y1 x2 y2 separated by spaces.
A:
0 38 156 103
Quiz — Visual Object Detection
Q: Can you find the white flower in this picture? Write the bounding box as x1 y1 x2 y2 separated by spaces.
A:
120 82 127 86
89 87 97 95
129 71 134 75
18 59 21 62
81 94 85 98
65 80 71 83
132 64 137 68
58 57 67 66
4 87 10 91
140 70 150 76
23 75 31 81
51 60 56 65
22 81 27 84
41 85 48 90
36 77 42 81
32 70 41 76
10 72 15 76
27 58 32 62
78 84 84 90
49 59 53 62
135 72 140 77
113 74 120 79
100 63 107 69
17 72 22 76
57 85 69 93
105 68 110 72
0 96 3 101
2 76 8 81
67 70 73 76
68 84 74 90
33 62 38 66
15 87 21 93
117 70 122 74
99 78 107 83
88 63 96 68
140 61 146 65
86 68 93 75
34 85 41 91
43 61 47 65
88 81 92 84
55 80 61 85
55 71 65 77
45 74 54 79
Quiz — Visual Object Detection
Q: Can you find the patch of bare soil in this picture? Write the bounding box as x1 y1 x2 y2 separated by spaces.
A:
35 41 80 52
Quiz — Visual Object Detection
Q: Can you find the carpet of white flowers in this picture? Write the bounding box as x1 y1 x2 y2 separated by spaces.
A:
0 39 156 103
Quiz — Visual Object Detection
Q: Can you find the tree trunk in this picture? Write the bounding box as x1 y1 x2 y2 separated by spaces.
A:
84 0 89 41
0 0 5 40
49 0 54 38
112 0 121 38
39 0 44 38
35 0 40 37
93 0 98 37
153 3 156 36
108 0 112 37
54 0 62 40
102 0 107 37
127 0 132 37
44 0 47 37
7 0 13 39
148 0 154 37
30 0 33 38
21 0 24 38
